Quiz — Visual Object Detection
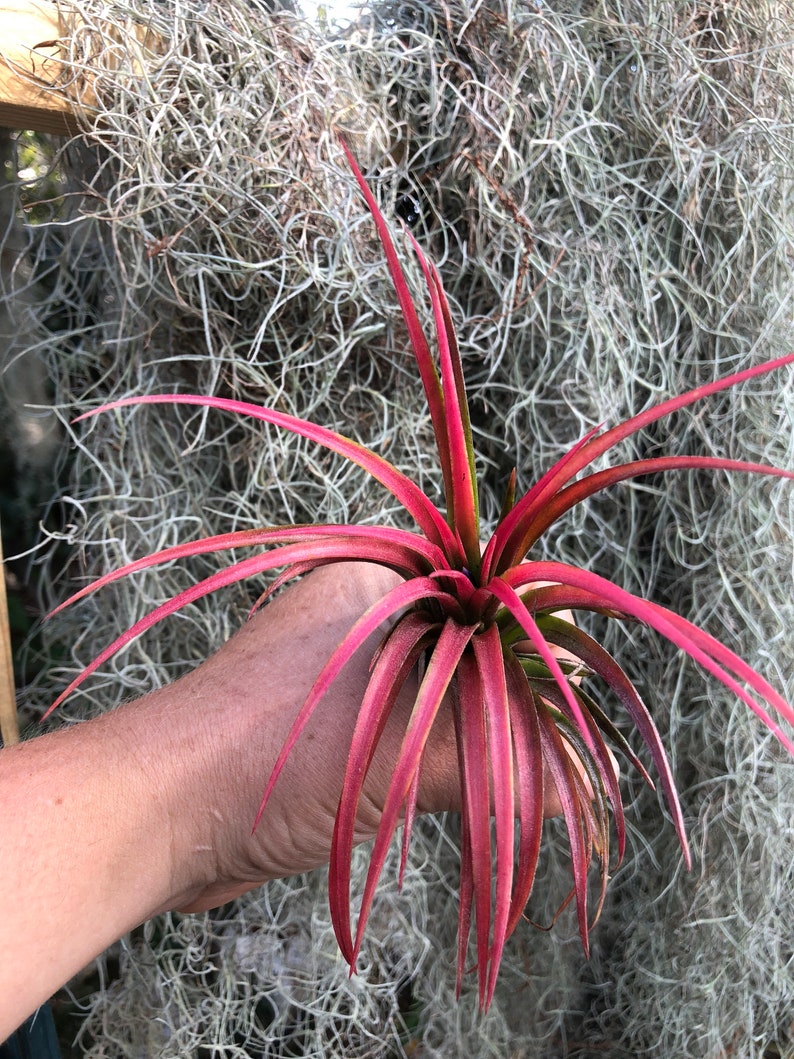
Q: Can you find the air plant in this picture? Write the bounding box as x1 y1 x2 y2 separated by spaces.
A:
48 141 794 1009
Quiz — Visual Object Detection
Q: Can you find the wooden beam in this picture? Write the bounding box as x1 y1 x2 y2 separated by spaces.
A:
0 516 20 747
0 0 79 135
0 0 161 135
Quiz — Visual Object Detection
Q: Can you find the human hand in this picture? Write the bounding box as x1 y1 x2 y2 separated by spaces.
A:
155 561 586 913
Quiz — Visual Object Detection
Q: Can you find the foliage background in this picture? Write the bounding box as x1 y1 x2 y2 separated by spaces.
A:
1 0 793 1054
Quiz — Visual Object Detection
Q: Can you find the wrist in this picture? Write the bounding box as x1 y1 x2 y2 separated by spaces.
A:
118 681 235 911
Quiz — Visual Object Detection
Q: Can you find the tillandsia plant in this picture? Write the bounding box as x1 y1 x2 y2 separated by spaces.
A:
48 141 794 1008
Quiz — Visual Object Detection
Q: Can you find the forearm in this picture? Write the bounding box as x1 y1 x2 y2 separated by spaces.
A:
0 702 201 1039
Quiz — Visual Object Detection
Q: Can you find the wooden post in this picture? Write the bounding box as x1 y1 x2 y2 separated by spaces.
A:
0 0 161 135
0 0 79 135
0 515 20 746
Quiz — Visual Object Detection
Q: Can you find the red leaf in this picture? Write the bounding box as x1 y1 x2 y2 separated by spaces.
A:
352 618 476 965
453 652 491 1007
255 577 468 832
536 704 592 953
487 577 598 753
537 617 688 863
502 652 544 941
328 611 437 962
505 562 794 759
409 239 481 574
472 626 515 1006
529 667 625 868
75 394 460 559
521 454 794 550
489 353 794 572
456 781 474 1000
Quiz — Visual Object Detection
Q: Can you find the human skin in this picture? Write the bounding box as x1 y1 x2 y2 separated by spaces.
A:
0 562 581 1039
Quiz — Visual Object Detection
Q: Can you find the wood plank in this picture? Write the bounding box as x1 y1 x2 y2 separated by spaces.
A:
0 0 78 135
0 1 161 135
0 517 20 746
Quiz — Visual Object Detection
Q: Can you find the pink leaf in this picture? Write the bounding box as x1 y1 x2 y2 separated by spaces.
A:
76 394 460 559
472 625 516 1007
45 535 449 718
453 651 491 1008
352 618 476 965
503 652 544 941
328 611 437 962
482 424 602 580
505 562 794 758
255 578 467 832
48 522 446 620
338 139 456 524
521 454 794 550
487 577 598 753
490 353 794 572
